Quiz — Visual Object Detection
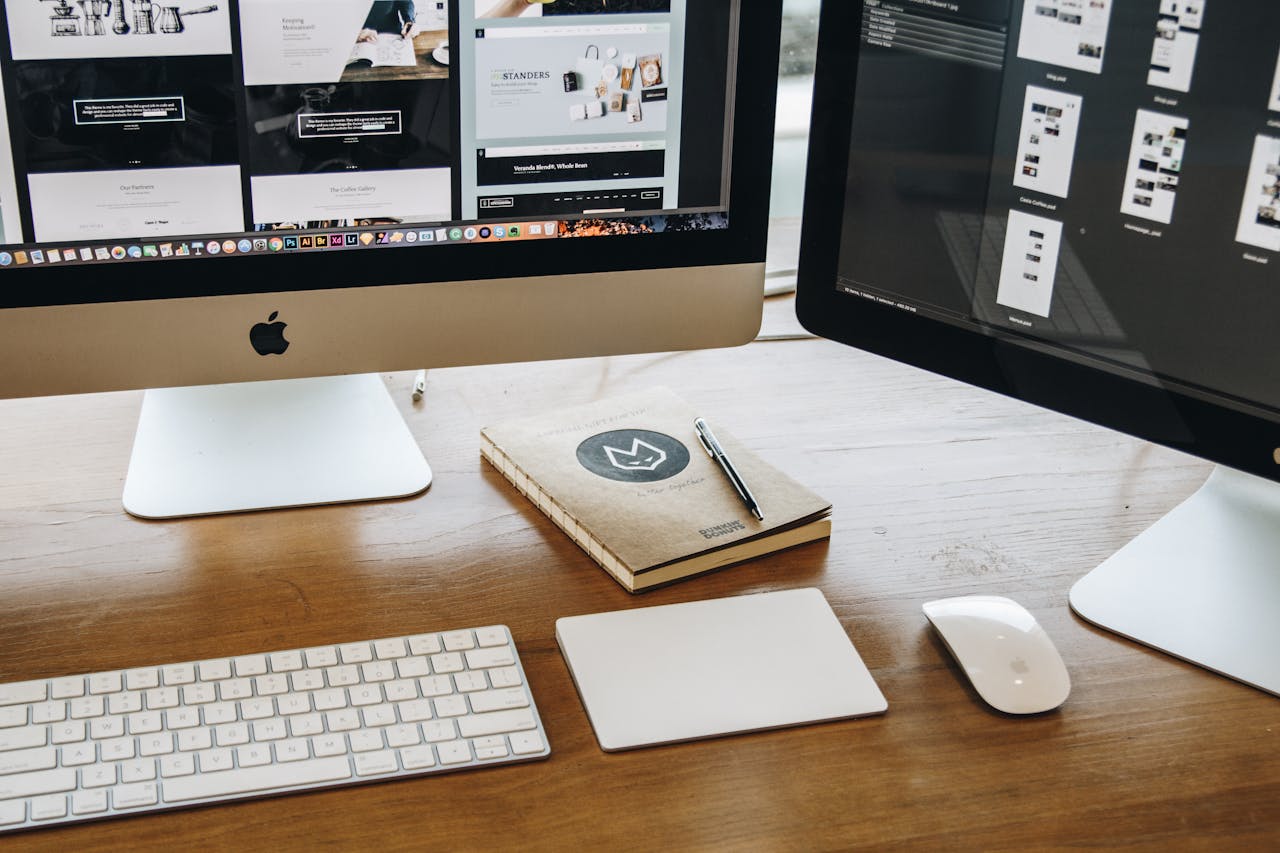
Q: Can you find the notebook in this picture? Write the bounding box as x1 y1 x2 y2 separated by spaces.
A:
556 588 887 751
480 387 832 592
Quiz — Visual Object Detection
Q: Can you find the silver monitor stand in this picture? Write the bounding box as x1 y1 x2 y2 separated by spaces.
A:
122 374 431 519
1070 465 1280 697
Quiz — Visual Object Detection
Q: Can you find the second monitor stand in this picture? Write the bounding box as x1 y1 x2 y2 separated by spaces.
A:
122 374 432 519
1070 465 1280 697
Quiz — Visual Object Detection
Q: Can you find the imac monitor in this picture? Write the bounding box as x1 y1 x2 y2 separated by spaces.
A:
0 1 783 518
797 1 1280 695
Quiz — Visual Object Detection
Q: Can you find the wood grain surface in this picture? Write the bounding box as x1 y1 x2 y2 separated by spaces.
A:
1 298 1276 851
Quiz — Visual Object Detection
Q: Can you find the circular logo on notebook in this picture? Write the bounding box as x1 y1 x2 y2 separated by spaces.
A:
576 429 690 483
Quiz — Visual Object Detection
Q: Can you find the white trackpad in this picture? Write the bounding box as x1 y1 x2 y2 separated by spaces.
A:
556 588 887 751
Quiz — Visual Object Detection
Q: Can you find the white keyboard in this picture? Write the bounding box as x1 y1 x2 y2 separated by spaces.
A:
0 625 549 833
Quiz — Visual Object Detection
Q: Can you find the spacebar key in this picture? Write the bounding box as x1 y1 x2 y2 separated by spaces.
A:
163 757 352 803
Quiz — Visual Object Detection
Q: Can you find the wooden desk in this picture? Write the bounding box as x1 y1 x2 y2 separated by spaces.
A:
2 300 1278 849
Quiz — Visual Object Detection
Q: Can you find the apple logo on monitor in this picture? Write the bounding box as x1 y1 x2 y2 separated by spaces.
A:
250 312 290 356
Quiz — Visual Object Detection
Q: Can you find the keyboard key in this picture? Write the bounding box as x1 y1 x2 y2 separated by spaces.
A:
90 716 124 739
166 708 201 731
474 626 507 648
139 734 174 757
313 689 347 712
198 660 232 682
237 745 271 768
310 734 347 758
0 801 25 825
112 782 158 809
178 729 213 752
88 672 123 695
291 670 325 692
454 672 488 693
51 721 86 745
466 646 517 670
0 726 47 751
0 708 25 729
81 765 115 788
275 739 309 763
108 692 143 715
30 794 67 820
339 643 372 664
354 750 398 776
349 730 383 753
0 766 74 799
30 702 65 725
162 757 353 803
232 655 268 677
240 699 274 721
350 685 382 707
473 735 509 761
373 638 407 659
0 681 46 707
399 745 435 770
161 754 196 778
256 674 289 696
183 684 216 705
304 647 338 668
488 667 523 689
396 657 431 679
434 696 468 718
215 724 249 747
430 653 464 674
383 679 418 703
457 708 537 739
361 661 396 683
0 746 57 775
422 720 456 743
289 713 323 738
72 789 108 815
162 664 196 686
385 724 421 748
62 744 96 767
419 676 453 697
69 696 104 719
121 759 156 783
124 669 159 691
100 737 135 761
203 702 237 726
442 631 475 652
253 719 286 742
269 651 304 673
51 677 85 700
197 748 233 773
468 688 530 714
326 666 359 688
397 699 433 723
128 711 162 735
437 740 472 765
219 679 253 702
407 634 442 655
509 731 546 756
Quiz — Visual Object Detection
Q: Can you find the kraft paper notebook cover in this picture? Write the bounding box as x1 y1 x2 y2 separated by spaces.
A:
479 387 832 592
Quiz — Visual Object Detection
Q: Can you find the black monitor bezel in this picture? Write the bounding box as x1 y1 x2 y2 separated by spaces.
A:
0 1 781 311
795 0 1280 484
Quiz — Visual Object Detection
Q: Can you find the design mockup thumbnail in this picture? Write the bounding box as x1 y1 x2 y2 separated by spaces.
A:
1120 109 1188 226
1235 135 1280 253
1147 0 1205 93
6 0 232 61
996 210 1062 319
1017 0 1112 75
1012 85 1083 200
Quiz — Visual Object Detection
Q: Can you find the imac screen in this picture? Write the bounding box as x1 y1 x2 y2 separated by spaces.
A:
0 0 749 305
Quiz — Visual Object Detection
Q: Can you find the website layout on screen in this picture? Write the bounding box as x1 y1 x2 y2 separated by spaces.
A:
838 0 1280 414
0 0 737 269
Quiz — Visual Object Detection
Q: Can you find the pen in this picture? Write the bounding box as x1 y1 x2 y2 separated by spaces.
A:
694 417 764 521
411 369 427 402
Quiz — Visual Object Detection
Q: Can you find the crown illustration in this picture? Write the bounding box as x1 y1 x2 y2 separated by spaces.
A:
602 438 667 472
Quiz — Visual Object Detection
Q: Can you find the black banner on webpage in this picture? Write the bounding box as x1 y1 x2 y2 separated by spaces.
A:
476 186 663 218
476 142 664 185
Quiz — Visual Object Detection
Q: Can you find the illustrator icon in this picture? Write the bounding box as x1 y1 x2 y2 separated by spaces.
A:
576 429 690 483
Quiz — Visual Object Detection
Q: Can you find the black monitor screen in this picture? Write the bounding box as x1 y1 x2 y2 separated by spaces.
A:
827 0 1280 421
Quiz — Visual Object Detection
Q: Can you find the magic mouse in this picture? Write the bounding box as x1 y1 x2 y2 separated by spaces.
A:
922 595 1070 714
